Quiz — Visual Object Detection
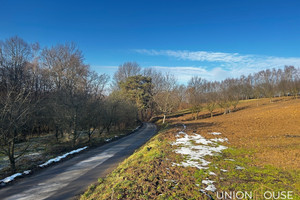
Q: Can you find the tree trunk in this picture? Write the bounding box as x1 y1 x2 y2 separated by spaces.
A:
88 130 91 144
88 128 95 144
210 111 213 118
55 126 59 141
8 139 16 173
73 112 78 147
99 126 106 135
162 114 166 124
195 111 199 120
140 110 144 122
60 129 63 138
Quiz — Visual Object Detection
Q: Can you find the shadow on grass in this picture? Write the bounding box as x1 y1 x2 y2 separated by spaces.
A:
182 106 250 122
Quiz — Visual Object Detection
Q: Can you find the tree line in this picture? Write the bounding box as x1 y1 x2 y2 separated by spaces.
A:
1 36 300 173
113 62 300 122
0 37 137 172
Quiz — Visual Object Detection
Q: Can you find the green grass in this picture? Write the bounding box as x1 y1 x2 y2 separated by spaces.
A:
81 127 210 200
207 147 300 199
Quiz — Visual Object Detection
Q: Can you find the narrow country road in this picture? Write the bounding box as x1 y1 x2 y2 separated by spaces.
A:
0 123 157 200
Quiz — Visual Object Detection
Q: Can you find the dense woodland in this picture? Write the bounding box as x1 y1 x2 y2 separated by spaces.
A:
1 36 300 172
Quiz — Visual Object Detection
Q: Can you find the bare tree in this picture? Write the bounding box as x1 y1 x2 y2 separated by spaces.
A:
187 76 206 120
41 43 89 146
152 73 178 124
0 36 35 172
112 62 141 89
0 88 33 172
205 82 218 118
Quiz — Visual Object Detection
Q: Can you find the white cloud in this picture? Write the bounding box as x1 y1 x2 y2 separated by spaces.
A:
150 66 231 83
135 49 252 63
136 49 300 83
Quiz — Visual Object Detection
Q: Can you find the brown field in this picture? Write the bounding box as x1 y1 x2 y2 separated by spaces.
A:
170 97 300 170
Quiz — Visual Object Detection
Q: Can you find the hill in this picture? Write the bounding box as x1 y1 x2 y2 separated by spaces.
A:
81 98 300 200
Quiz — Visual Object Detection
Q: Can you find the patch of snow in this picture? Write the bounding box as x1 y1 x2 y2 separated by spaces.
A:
236 166 245 170
23 170 31 175
132 125 141 131
209 171 216 176
27 152 41 156
210 138 228 143
220 169 228 172
208 132 222 135
0 173 22 183
163 179 176 183
0 170 33 185
176 131 186 136
39 146 88 168
205 184 217 192
224 158 235 161
172 130 230 193
105 138 112 142
172 132 227 169
202 179 215 185
202 179 217 192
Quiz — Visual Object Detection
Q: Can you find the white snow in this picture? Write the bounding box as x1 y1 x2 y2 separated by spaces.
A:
210 138 228 143
172 130 229 194
209 171 216 176
0 169 33 184
208 132 222 135
133 125 141 131
204 184 217 192
236 166 245 170
39 146 88 168
163 179 177 183
105 138 112 142
0 173 22 184
202 179 217 192
220 169 228 172
23 170 31 175
172 132 227 169
202 179 215 185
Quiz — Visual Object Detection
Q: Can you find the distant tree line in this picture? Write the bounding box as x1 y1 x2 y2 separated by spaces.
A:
186 66 300 118
1 36 300 173
112 62 300 122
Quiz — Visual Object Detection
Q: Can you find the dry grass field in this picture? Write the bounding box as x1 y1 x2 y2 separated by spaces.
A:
171 97 300 170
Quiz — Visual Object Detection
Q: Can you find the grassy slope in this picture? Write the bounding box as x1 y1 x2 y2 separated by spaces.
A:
81 98 300 200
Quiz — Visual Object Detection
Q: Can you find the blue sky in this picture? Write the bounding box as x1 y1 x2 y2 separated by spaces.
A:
1 0 300 83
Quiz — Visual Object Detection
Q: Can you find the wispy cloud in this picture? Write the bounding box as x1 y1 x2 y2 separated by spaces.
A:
150 66 230 83
136 49 300 82
135 49 251 63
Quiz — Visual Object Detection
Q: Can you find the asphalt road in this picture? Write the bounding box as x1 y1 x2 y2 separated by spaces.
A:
0 123 157 200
